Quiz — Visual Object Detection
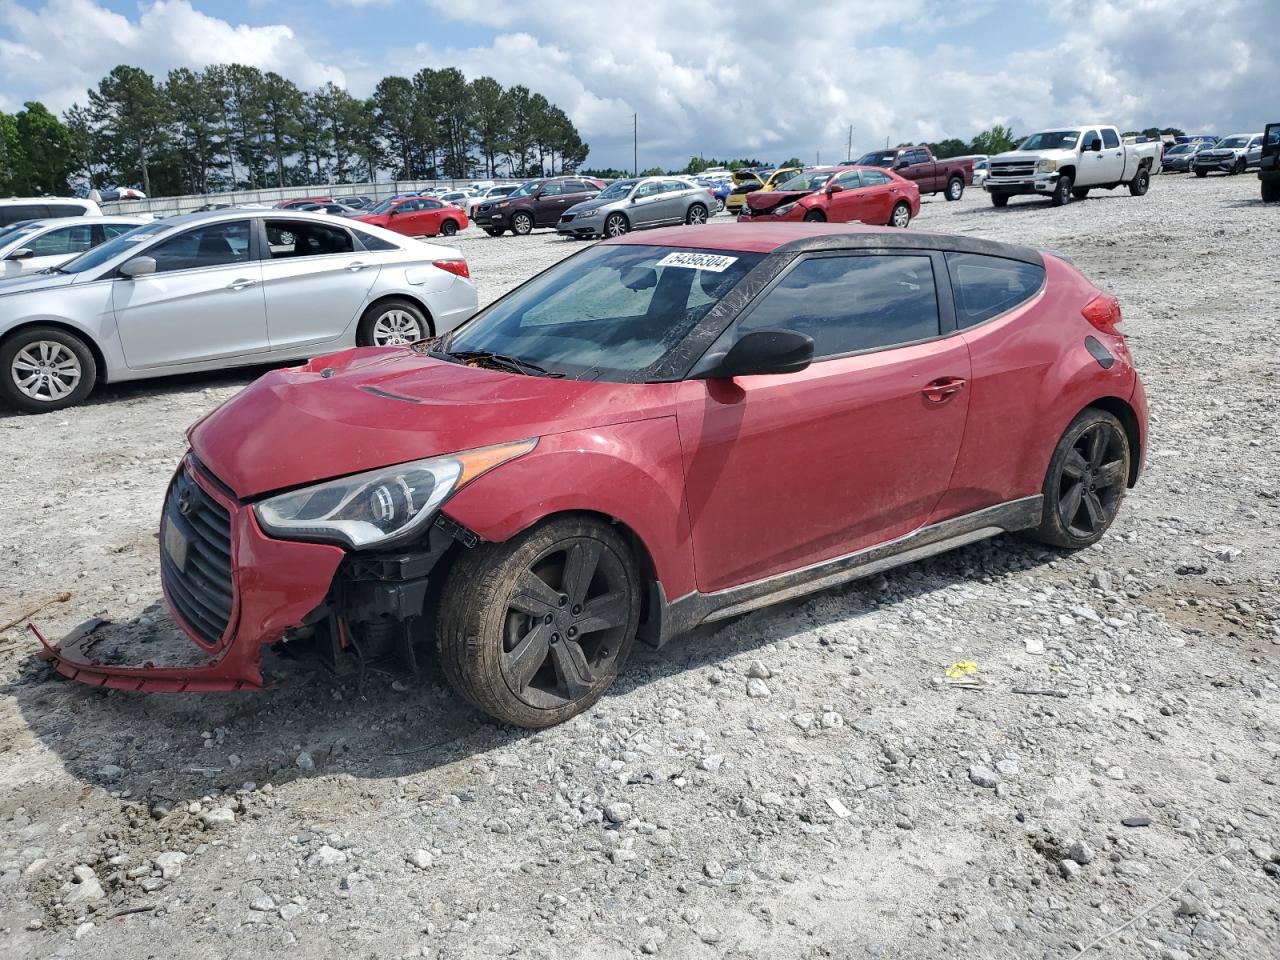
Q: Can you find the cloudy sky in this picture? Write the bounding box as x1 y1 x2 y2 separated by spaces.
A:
1 0 1276 169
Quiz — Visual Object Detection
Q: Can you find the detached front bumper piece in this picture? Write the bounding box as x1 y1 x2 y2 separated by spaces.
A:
38 457 345 692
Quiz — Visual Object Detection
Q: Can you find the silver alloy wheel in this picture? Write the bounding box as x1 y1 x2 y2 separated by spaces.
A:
605 214 628 238
715 198 725 212
11 340 82 402
371 309 425 345
687 204 708 224
948 178 963 200
891 203 912 228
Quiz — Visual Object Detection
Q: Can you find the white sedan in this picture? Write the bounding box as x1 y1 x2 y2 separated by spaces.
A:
0 216 150 280
0 210 478 412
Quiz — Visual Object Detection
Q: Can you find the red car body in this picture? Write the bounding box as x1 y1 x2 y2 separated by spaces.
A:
39 223 1147 700
354 197 468 238
741 166 921 226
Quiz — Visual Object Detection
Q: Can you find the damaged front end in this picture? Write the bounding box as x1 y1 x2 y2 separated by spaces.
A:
37 456 477 692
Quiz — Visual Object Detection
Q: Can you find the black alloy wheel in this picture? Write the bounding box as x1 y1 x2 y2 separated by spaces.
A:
1029 408 1131 548
438 516 640 727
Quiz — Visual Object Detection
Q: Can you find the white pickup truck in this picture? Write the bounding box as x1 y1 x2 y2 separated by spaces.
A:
984 124 1162 207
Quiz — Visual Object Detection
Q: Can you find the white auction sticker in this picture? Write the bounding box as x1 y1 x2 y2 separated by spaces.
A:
656 252 738 272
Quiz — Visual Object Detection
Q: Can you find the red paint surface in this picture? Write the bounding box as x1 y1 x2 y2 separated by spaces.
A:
354 197 468 237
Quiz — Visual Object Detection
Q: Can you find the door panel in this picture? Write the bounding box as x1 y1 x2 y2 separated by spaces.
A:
260 219 376 350
675 337 972 592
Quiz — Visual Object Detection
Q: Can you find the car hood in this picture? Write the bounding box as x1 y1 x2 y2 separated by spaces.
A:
190 346 674 498
745 190 811 212
0 271 80 296
564 197 618 216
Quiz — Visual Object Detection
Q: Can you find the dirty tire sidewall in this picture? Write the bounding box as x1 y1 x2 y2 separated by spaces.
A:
437 516 641 728
1026 408 1131 550
0 326 98 413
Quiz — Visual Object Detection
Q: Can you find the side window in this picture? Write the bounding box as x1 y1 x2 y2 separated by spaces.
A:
540 181 564 197
397 199 421 213
45 204 85 218
833 170 863 189
265 220 354 258
1083 130 1100 150
662 180 689 193
0 205 44 226
860 169 891 186
146 221 252 274
353 229 400 252
945 252 1045 328
739 255 940 358
635 181 665 198
420 199 443 210
1102 129 1120 149
907 150 929 165
28 224 95 257
102 223 138 240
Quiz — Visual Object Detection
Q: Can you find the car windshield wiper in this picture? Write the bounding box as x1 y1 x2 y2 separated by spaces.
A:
438 348 564 378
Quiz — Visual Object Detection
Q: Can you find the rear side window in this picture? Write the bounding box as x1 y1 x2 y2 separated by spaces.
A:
861 169 891 186
27 224 95 257
1102 129 1120 149
739 254 940 359
265 220 354 258
945 252 1045 327
0 205 45 227
353 229 400 252
46 204 87 218
102 223 138 240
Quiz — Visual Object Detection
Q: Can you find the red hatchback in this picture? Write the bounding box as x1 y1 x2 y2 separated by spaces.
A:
742 165 921 228
354 195 468 238
42 224 1146 728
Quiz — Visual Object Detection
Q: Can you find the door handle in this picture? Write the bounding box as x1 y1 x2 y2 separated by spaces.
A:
227 278 257 291
346 261 369 272
923 377 966 403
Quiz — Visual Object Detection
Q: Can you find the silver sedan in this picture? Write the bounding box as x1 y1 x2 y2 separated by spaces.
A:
0 209 478 412
556 177 715 239
0 216 150 280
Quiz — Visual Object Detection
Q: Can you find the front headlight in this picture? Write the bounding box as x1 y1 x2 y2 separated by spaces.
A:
254 439 536 549
773 202 797 216
578 208 601 218
1036 158 1058 173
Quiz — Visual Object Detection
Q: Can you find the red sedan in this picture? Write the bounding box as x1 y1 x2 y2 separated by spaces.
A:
354 195 468 237
42 224 1146 729
741 165 921 228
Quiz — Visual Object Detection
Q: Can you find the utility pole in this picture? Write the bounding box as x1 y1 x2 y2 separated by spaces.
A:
633 114 638 176
847 125 853 162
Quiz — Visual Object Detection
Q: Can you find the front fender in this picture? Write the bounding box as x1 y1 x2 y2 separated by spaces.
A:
441 418 697 599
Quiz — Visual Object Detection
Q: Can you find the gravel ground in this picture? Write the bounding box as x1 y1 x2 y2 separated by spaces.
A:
1 174 1277 959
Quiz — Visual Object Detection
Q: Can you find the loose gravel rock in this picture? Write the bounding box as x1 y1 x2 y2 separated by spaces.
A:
1 176 1278 958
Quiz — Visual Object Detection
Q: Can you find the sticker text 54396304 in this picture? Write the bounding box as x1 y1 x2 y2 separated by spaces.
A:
656 252 739 272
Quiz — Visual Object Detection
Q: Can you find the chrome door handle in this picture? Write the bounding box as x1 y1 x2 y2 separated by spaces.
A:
346 261 369 271
228 278 257 290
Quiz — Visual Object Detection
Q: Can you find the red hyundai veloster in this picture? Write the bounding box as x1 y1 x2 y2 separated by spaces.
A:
43 223 1146 728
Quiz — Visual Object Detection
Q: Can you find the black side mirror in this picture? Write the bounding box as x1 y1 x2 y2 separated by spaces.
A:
1088 138 1102 152
703 329 814 379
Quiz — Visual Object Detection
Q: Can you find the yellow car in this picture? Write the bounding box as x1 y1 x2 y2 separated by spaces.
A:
724 167 801 213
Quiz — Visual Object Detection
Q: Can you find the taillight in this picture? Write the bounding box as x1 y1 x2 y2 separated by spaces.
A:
706 188 715 198
1082 293 1121 334
433 258 470 279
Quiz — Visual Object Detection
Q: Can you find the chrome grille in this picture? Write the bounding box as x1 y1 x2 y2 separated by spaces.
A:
161 465 234 646
990 161 1036 178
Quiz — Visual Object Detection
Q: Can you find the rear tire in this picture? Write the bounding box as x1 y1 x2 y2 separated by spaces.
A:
945 176 964 201
889 201 912 228
1262 179 1280 203
990 192 1009 208
484 228 504 237
0 326 97 413
439 219 459 236
1051 174 1073 206
1027 409 1130 549
437 516 641 728
1128 168 1150 196
356 298 430 347
1072 188 1091 200
511 212 534 235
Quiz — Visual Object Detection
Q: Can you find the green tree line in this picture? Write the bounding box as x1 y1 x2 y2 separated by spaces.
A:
1 63 589 198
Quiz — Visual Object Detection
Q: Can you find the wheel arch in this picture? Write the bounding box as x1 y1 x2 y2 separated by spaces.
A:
360 292 436 337
0 319 111 383
1077 395 1142 487
1058 164 1077 182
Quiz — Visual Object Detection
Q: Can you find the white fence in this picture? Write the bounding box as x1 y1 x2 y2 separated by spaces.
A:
99 178 520 217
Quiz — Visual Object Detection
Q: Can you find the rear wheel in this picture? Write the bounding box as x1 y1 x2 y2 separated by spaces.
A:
511 212 534 235
715 198 725 213
1051 174 1073 206
0 326 97 413
945 176 964 201
604 213 630 237
437 516 641 728
802 209 826 222
1262 179 1280 203
686 203 708 225
1027 409 1130 549
356 298 429 347
1072 188 1091 200
889 202 912 228
484 228 504 237
439 219 459 237
1128 168 1150 196
990 192 1009 208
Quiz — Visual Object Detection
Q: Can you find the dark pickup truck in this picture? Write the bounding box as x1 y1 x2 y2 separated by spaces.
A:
1261 123 1280 203
853 145 975 201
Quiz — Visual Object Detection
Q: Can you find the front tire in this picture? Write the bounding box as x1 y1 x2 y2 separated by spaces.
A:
1194 168 1208 178
511 212 534 236
0 326 97 413
604 212 630 238
437 516 641 728
1051 174 1073 206
686 203 708 225
356 298 430 347
1233 157 1246 175
1262 179 1280 203
990 192 1009 208
484 228 505 237
945 176 964 201
1027 409 1130 549
802 209 826 222
1128 168 1150 196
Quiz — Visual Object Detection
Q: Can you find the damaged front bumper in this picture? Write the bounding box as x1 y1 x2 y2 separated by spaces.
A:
37 457 463 692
